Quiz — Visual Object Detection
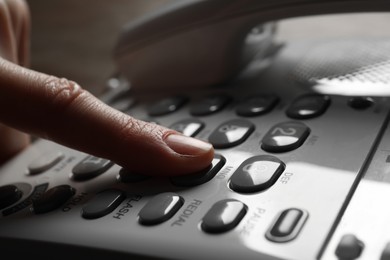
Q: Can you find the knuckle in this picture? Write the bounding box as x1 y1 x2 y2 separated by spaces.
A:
43 76 86 110
118 116 165 143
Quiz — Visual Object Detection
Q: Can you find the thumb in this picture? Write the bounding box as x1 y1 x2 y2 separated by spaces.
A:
0 58 214 176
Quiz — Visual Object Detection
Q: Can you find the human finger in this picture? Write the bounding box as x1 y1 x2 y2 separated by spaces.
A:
0 58 215 176
0 0 30 164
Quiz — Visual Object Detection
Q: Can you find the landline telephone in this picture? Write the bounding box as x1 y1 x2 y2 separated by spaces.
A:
1 1 390 259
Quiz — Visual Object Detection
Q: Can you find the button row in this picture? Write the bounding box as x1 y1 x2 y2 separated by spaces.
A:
0 183 308 242
21 122 308 188
83 190 307 241
81 188 307 241
21 153 287 202
144 93 337 118
119 93 375 123
3 153 286 215
208 120 310 152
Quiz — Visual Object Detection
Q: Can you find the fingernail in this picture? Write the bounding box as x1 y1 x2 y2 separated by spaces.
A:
164 134 213 156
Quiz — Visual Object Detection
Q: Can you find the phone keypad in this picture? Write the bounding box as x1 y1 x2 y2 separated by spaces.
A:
0 89 386 260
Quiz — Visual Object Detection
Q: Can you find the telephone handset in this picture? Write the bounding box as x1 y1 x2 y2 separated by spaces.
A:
114 0 390 90
1 1 390 260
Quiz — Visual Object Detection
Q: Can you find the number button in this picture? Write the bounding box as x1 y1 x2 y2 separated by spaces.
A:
169 118 204 137
208 119 255 148
147 96 188 116
236 94 279 117
190 94 231 116
286 94 330 119
229 155 285 193
72 155 114 181
261 122 310 153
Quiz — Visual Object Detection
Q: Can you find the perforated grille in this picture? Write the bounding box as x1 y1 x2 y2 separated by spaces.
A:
293 39 390 95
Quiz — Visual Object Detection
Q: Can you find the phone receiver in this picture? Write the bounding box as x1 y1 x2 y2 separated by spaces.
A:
113 0 390 91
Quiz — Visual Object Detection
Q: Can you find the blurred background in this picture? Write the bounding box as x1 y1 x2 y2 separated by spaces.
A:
26 1 390 96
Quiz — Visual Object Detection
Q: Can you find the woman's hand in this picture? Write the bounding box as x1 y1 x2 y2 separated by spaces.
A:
0 0 214 176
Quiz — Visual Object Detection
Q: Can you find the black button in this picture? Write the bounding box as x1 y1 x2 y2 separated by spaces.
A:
118 168 150 183
261 121 310 153
169 118 205 137
335 234 364 260
31 185 76 214
81 189 126 219
0 185 23 210
2 183 48 216
348 97 374 110
138 192 183 225
27 151 64 175
286 94 330 119
208 119 255 149
236 94 279 117
201 199 247 234
265 208 308 243
229 155 285 193
147 96 188 116
171 155 226 186
72 155 114 181
190 94 231 116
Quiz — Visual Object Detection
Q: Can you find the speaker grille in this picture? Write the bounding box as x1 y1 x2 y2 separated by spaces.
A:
293 39 390 96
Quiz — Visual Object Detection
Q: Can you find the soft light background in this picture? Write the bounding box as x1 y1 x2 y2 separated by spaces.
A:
26 1 390 95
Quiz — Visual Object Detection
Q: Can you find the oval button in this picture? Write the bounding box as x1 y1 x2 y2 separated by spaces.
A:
72 155 114 181
208 119 255 149
170 154 226 187
138 193 183 226
27 151 64 175
286 94 330 119
236 94 279 117
147 96 188 116
266 208 308 243
169 118 205 137
32 185 76 214
118 168 150 183
0 185 23 210
201 199 247 234
261 121 310 153
229 155 285 193
190 94 231 116
81 189 126 219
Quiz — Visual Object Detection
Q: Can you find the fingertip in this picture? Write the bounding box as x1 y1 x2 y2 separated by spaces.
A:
158 132 215 176
163 132 213 157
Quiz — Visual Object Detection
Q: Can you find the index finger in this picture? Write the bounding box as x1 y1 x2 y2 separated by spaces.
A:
0 58 214 176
